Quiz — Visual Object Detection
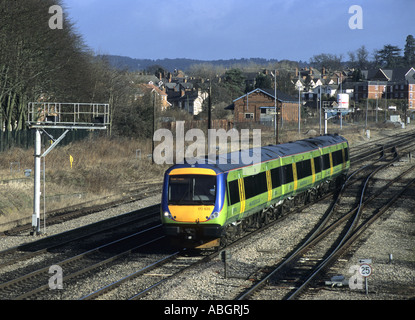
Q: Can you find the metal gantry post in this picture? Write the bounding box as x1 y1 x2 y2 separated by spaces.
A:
32 129 41 235
27 102 110 235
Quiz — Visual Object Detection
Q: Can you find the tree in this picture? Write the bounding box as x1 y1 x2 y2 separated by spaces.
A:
223 68 246 99
309 53 343 71
404 35 415 67
0 0 129 134
374 44 403 68
254 73 272 89
355 45 370 69
349 46 369 69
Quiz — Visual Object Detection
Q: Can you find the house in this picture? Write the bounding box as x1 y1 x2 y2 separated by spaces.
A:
137 83 171 111
167 86 208 115
226 88 299 124
354 67 415 109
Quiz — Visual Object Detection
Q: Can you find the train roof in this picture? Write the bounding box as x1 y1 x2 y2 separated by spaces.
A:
167 134 348 174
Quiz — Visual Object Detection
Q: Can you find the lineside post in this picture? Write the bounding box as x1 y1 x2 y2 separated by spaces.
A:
32 129 41 235
27 102 110 235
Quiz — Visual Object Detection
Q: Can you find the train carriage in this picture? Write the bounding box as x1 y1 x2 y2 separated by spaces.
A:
161 134 350 247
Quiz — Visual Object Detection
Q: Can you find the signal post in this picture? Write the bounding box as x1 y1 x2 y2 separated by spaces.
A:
27 102 110 235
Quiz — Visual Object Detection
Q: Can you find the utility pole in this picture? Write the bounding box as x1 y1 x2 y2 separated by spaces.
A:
298 72 301 134
152 91 155 164
319 75 322 135
376 81 379 123
208 81 212 130
271 70 279 144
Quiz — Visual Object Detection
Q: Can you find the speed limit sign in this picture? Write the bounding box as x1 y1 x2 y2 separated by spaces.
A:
359 264 372 277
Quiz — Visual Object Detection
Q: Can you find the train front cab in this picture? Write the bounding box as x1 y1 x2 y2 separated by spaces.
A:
161 167 227 246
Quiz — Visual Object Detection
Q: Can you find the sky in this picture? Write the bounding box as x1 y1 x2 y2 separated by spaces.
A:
62 0 415 62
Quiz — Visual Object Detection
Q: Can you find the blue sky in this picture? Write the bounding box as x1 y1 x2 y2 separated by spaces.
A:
62 0 415 62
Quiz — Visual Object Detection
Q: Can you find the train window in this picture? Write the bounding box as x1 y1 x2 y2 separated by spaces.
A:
243 172 268 200
314 156 322 173
168 175 216 205
228 180 240 205
332 150 343 167
256 172 268 195
344 147 349 161
322 154 331 170
270 167 281 189
244 175 257 199
283 164 294 184
296 159 312 180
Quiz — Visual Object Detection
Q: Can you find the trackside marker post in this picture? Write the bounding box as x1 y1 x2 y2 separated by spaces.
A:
359 262 372 295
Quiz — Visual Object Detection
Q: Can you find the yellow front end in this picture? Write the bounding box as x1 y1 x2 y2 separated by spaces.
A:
168 205 215 223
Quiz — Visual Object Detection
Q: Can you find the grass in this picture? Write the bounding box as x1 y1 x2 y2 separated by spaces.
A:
0 136 168 224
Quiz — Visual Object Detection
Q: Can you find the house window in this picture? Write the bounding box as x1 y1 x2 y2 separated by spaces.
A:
245 113 254 119
410 85 413 91
400 84 404 90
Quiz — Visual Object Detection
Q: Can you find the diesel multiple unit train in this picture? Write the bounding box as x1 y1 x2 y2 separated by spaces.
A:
161 134 350 248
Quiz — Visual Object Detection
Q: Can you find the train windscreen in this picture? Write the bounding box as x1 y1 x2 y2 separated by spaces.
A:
168 175 216 205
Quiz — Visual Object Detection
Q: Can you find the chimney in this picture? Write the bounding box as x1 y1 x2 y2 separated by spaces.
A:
295 68 298 77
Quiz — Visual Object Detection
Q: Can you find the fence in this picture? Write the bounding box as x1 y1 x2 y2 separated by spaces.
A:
0 129 92 152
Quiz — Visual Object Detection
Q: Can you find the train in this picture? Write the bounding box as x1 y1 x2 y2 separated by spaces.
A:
161 134 350 248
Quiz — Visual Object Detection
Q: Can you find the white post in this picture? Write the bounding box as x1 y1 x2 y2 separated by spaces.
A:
298 72 301 134
32 129 41 234
324 111 328 134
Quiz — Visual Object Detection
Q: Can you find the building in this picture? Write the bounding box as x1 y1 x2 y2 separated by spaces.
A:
137 83 171 111
167 87 208 115
354 67 415 109
226 88 299 124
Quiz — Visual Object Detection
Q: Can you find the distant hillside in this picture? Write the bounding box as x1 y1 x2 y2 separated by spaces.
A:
100 55 299 72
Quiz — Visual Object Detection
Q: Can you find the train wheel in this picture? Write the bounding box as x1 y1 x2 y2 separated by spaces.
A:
282 199 291 214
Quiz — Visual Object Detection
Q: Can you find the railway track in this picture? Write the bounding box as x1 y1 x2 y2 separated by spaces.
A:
0 205 161 299
0 181 162 235
1 132 414 300
236 145 415 300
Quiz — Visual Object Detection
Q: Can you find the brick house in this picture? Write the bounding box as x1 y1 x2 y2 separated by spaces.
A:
354 67 415 109
226 88 299 124
136 83 171 111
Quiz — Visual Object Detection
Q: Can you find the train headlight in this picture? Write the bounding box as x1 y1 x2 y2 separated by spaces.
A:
164 211 175 220
207 211 219 221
